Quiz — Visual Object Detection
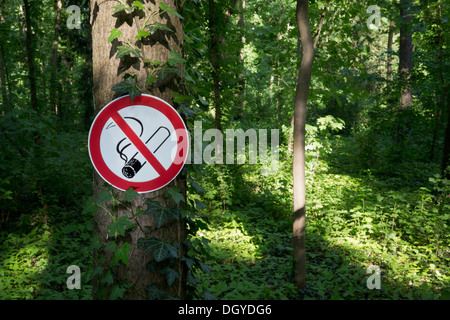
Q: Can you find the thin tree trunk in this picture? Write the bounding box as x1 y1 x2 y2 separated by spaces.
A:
0 0 8 109
293 0 314 290
387 19 395 81
209 0 221 130
237 0 245 118
288 114 294 153
23 0 38 111
289 3 324 154
0 43 8 110
431 0 447 160
443 95 450 178
275 0 283 126
50 0 62 115
313 4 327 50
431 87 448 160
399 0 413 109
90 0 185 300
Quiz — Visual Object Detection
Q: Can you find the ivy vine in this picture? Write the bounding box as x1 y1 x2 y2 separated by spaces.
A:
108 0 186 100
85 183 212 300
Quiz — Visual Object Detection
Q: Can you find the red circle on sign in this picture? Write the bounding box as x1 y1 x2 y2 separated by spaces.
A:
88 94 189 193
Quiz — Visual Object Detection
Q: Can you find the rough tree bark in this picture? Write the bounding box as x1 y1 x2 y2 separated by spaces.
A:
293 0 314 289
90 0 186 300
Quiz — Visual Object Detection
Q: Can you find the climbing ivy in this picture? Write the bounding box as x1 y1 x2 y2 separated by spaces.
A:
85 184 212 300
108 0 186 100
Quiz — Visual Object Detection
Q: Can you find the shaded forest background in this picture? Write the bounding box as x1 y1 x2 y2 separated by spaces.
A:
0 0 449 299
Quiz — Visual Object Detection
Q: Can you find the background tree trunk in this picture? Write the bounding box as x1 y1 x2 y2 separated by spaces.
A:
23 0 38 111
50 0 62 115
209 0 222 130
293 0 314 290
387 19 395 81
399 0 413 109
431 0 447 161
90 0 185 300
443 96 450 178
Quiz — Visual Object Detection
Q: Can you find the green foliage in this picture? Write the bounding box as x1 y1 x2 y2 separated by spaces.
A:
193 141 449 300
137 182 213 299
109 1 185 100
111 76 142 101
2 0 450 301
138 237 178 262
144 200 179 228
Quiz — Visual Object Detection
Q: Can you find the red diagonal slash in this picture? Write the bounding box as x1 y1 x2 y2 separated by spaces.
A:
111 112 166 177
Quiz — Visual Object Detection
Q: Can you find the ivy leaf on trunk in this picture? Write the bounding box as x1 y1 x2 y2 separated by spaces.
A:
144 200 179 228
111 76 142 101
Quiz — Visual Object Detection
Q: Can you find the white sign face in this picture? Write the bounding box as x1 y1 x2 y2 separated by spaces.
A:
100 105 178 182
88 95 189 193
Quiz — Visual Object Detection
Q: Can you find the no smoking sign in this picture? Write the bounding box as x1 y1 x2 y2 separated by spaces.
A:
88 94 189 193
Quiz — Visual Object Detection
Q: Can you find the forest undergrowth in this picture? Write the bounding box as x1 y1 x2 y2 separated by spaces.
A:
191 134 450 300
0 132 449 300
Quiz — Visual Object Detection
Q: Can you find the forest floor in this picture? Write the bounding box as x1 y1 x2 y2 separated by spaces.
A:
194 138 450 300
0 138 449 300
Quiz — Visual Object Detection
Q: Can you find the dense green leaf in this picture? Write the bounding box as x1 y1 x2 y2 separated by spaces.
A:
114 242 132 265
82 196 97 215
111 77 142 101
137 237 178 262
159 3 183 19
144 200 179 228
109 284 127 300
146 284 166 300
96 190 113 204
131 1 145 11
123 187 139 202
135 29 151 40
101 271 114 285
187 176 205 194
112 3 128 14
115 45 140 59
146 74 158 86
108 216 135 238
108 28 122 43
147 22 173 34
104 241 117 252
165 187 185 205
182 256 195 270
158 66 182 79
161 266 179 287
167 50 187 66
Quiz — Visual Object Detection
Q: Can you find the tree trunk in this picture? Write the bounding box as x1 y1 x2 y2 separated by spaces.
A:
0 0 8 110
443 95 450 178
293 0 314 290
399 0 413 109
0 42 7 109
387 19 395 81
431 0 447 160
90 0 185 300
50 0 62 115
313 4 327 50
209 0 222 130
23 0 38 111
236 0 245 119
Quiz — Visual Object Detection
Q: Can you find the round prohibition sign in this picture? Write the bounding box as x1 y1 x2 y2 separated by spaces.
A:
88 94 189 193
